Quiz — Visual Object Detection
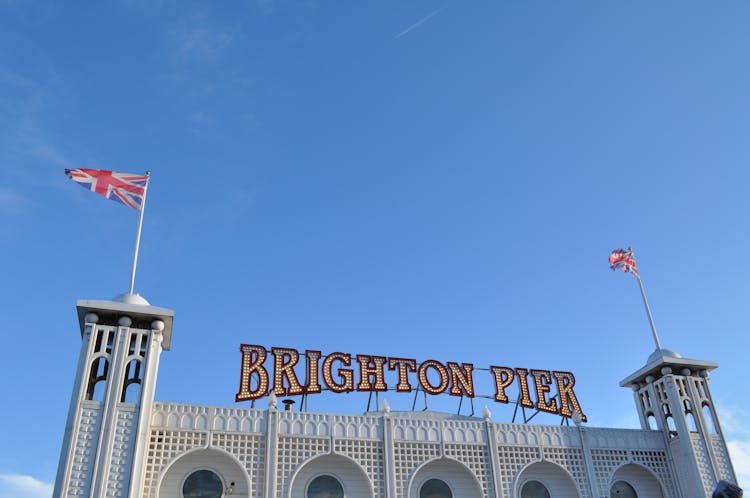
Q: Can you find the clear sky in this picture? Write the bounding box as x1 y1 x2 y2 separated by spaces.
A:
1 1 749 496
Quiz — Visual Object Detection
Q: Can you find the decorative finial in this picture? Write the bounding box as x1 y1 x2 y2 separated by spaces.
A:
268 392 277 411
381 399 391 413
572 410 583 426
482 405 491 420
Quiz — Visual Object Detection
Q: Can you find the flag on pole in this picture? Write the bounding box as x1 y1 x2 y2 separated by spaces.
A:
608 246 662 349
609 247 638 276
64 168 149 210
65 167 152 295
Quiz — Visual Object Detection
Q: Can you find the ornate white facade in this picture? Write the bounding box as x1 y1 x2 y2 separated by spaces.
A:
53 298 738 498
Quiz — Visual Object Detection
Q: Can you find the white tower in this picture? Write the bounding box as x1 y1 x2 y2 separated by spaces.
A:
53 295 174 498
620 348 737 497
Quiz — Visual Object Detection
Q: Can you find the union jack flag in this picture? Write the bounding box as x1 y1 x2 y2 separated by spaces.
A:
609 247 638 276
65 168 149 210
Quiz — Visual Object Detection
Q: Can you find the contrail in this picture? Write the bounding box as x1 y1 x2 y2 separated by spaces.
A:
395 4 448 39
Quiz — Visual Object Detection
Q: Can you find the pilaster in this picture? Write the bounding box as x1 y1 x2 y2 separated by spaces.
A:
53 318 98 498
483 419 502 498
382 414 397 498
699 371 738 484
128 323 165 498
575 423 597 498
264 407 279 498
90 318 131 498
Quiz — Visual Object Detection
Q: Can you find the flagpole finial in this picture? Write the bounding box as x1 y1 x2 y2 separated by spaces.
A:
112 292 150 306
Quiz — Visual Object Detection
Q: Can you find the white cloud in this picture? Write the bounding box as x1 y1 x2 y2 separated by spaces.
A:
717 404 750 437
727 439 750 490
0 474 53 498
716 403 750 489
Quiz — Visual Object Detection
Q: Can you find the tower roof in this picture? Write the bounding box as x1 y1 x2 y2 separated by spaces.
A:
619 348 717 388
76 299 175 350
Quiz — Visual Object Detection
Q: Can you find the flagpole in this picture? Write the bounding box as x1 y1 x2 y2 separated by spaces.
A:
634 273 662 350
128 171 150 295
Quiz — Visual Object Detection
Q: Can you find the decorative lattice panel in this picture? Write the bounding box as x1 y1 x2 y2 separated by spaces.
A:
141 429 208 497
632 449 676 498
105 407 136 497
276 436 330 498
444 443 493 497
710 435 734 482
496 445 540 496
334 439 385 497
688 434 714 496
211 432 266 497
68 402 104 495
591 448 628 496
544 447 589 498
393 442 441 498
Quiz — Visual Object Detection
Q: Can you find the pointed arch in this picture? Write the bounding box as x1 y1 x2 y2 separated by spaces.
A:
85 355 110 401
702 402 718 434
120 358 142 403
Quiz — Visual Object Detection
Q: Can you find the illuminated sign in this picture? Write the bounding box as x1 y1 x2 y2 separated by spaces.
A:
235 344 586 421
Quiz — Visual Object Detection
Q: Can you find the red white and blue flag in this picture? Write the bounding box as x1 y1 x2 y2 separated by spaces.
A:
609 247 638 276
65 168 149 210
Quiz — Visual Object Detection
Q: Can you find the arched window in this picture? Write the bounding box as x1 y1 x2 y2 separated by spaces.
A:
521 480 551 498
611 480 638 497
307 475 344 498
120 359 142 403
686 411 699 432
703 403 718 434
420 478 452 498
85 357 109 401
665 414 677 437
662 403 677 437
182 469 223 498
682 400 699 432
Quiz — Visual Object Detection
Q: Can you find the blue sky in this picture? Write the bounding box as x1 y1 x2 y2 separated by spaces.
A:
1 1 749 495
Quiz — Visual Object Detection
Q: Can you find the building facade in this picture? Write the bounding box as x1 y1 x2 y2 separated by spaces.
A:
53 297 738 498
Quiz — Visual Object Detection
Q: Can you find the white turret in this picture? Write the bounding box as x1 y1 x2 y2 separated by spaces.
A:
52 296 174 498
621 348 737 497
